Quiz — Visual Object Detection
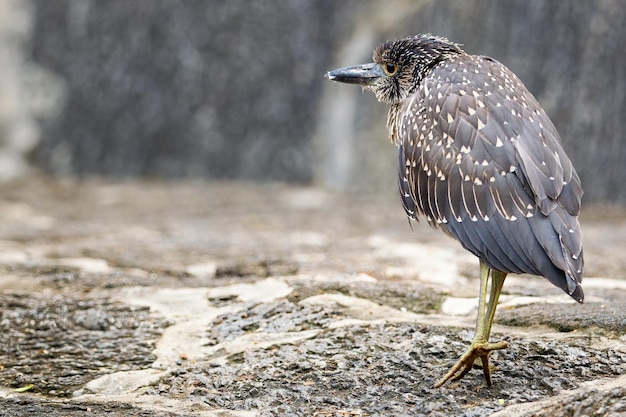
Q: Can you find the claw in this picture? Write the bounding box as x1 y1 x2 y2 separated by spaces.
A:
434 340 508 388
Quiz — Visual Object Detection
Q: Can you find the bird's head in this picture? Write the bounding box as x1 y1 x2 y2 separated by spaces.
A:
326 34 464 104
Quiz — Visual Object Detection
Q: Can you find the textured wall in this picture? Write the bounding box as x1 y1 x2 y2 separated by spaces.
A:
30 0 350 181
0 0 59 180
1 0 624 203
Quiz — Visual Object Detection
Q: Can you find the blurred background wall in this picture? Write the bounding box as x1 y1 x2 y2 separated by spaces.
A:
0 0 624 203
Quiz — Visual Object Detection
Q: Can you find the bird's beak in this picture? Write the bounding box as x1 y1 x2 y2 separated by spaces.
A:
325 63 383 85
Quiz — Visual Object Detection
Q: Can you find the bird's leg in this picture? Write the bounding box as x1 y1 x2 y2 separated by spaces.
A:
434 260 508 388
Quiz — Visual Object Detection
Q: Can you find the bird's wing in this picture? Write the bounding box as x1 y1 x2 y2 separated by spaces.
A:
397 55 583 300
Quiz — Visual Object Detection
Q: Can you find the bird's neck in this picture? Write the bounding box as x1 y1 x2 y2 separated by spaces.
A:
386 103 403 146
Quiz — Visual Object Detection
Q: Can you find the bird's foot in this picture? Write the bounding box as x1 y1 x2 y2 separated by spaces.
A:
434 339 508 388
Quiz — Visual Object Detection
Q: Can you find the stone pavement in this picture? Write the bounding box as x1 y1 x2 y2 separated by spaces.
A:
0 177 624 416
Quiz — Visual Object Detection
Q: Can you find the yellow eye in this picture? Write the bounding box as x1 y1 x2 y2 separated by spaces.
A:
383 62 398 76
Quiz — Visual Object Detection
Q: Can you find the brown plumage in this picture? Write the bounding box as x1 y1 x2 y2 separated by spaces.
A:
326 34 584 387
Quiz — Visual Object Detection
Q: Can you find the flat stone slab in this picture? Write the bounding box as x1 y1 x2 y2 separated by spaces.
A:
0 178 625 416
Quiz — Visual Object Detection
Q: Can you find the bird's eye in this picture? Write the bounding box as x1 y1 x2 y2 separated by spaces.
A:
383 63 398 76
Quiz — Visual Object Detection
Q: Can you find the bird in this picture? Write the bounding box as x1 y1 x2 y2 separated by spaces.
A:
326 34 583 387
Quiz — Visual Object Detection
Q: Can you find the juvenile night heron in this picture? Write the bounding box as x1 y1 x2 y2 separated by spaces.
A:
326 34 583 387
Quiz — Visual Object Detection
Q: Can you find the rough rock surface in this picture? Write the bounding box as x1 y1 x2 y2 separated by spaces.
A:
0 177 625 416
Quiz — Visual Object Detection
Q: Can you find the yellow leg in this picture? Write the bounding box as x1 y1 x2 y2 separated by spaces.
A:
434 260 508 388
